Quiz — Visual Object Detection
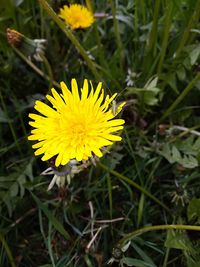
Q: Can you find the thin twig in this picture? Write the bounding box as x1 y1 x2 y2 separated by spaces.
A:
80 216 125 224
89 201 94 240
86 227 102 253
83 225 108 235
171 125 200 137
9 208 37 228
94 217 125 223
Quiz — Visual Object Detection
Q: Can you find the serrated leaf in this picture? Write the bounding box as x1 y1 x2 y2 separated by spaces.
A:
172 146 181 162
187 198 200 222
126 86 160 106
159 136 200 169
143 88 160 106
180 155 198 169
178 135 195 154
0 159 35 215
159 143 175 163
193 137 200 151
145 77 158 89
165 229 192 251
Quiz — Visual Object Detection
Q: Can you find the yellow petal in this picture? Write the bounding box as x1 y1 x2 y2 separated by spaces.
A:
103 134 122 141
71 79 80 102
92 147 103 157
34 101 58 118
41 152 55 161
81 79 89 100
60 81 73 104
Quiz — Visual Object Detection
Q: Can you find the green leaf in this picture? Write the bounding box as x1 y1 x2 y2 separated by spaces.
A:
31 192 71 240
176 65 186 81
0 159 35 216
145 77 158 89
165 229 192 251
131 242 156 267
193 138 200 152
187 198 200 222
126 86 160 106
143 87 160 106
137 194 145 227
0 108 12 123
172 145 182 162
159 137 200 169
165 73 178 94
121 257 154 267
159 143 174 164
189 46 200 65
10 183 19 197
180 155 198 169
186 256 200 267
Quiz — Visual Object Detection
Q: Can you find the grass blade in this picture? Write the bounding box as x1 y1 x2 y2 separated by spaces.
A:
31 192 71 241
98 162 171 213
0 233 16 267
160 72 200 121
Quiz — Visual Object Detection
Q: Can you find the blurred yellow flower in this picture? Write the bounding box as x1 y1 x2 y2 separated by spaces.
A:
59 4 95 29
28 79 125 167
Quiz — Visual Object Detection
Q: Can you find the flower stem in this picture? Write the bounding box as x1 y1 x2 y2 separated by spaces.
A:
109 0 124 72
98 162 171 213
118 224 200 246
13 46 60 89
145 0 161 55
157 1 173 75
40 54 54 90
142 0 161 75
175 0 200 58
38 0 102 82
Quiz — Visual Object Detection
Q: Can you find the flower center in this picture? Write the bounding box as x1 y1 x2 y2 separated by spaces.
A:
67 121 90 146
72 14 82 24
72 123 86 136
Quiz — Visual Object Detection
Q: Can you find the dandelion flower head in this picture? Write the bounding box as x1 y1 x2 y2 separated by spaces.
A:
28 79 125 167
59 4 95 30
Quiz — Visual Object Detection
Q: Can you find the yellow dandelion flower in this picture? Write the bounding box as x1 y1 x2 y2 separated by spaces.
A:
59 4 95 30
28 79 125 167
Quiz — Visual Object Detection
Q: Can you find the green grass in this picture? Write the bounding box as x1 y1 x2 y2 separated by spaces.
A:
1 0 200 266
